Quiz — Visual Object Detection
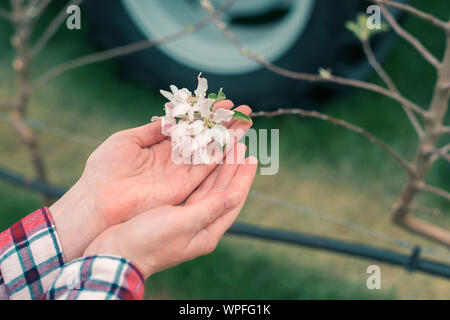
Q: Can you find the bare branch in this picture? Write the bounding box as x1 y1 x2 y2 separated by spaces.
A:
202 1 426 117
251 108 413 174
397 216 450 247
418 184 450 202
371 0 449 31
27 0 53 18
442 144 450 155
8 111 52 204
32 0 236 91
31 0 83 57
379 4 441 69
362 39 423 137
431 144 450 163
441 126 450 134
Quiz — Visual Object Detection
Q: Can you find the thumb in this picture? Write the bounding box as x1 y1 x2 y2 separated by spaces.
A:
185 192 241 232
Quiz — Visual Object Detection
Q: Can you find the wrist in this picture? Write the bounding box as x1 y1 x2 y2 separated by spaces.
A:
50 178 108 261
83 226 153 279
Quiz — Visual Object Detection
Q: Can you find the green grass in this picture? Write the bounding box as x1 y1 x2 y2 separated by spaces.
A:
0 0 449 299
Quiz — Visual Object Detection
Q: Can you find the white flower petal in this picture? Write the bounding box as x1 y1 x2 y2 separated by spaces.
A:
174 88 191 103
187 120 205 135
173 103 191 117
160 89 174 101
170 121 189 141
194 73 208 99
187 107 195 122
209 125 230 146
197 98 214 118
161 116 176 136
164 102 175 117
195 130 212 146
170 85 179 94
213 108 234 123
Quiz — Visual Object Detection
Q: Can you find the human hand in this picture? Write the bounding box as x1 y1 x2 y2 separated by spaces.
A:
50 101 252 261
83 148 257 278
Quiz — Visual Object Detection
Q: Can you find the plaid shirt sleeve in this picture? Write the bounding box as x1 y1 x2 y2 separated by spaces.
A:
0 207 65 299
43 255 145 300
0 207 145 300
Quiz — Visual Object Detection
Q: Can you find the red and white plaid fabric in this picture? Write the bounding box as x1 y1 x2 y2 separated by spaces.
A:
0 207 144 300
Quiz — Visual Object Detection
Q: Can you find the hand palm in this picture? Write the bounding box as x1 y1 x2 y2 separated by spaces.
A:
81 101 252 227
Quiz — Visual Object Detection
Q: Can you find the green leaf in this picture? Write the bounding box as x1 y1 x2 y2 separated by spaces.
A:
217 88 226 101
232 110 251 123
345 13 389 41
208 93 217 99
318 67 332 79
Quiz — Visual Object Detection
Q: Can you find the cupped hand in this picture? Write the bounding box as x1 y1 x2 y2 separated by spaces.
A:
83 146 257 278
50 100 252 261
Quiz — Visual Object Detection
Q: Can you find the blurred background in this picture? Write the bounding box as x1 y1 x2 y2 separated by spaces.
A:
0 0 449 299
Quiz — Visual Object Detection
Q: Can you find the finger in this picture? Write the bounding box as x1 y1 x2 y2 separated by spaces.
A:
202 157 258 240
185 191 242 232
224 112 253 155
184 165 221 205
187 144 223 188
212 143 246 192
212 99 234 112
128 121 167 147
224 105 252 128
186 143 246 204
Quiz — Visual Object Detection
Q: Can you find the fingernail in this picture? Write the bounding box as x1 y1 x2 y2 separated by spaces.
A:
224 192 241 209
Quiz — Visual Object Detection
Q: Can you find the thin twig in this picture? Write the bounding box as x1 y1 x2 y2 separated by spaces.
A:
32 0 236 91
379 4 441 69
251 108 413 174
371 0 449 31
442 144 450 154
362 39 423 137
431 143 450 163
418 184 450 202
27 0 53 18
200 0 426 117
31 0 84 57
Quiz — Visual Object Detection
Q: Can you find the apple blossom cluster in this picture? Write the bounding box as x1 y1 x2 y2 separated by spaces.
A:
152 74 249 164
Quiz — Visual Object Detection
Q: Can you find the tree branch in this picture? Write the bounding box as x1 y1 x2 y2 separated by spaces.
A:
251 108 413 174
31 0 84 57
431 143 450 163
362 39 423 137
27 0 53 18
397 215 450 247
418 184 450 202
202 0 450 247
32 0 236 91
371 0 449 31
379 4 441 69
200 0 426 117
